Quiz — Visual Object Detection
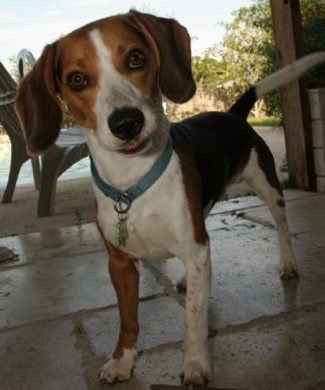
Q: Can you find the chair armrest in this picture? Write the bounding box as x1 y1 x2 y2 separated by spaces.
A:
0 91 16 106
17 49 36 81
56 126 87 147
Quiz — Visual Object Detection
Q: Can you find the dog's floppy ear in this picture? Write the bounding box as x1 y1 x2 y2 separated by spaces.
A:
130 10 196 103
15 43 62 155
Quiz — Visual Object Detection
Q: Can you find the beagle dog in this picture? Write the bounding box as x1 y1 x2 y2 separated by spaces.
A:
15 10 325 387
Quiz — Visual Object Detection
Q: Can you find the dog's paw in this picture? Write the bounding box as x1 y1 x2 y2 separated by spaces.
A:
180 356 211 387
280 263 299 280
99 348 137 384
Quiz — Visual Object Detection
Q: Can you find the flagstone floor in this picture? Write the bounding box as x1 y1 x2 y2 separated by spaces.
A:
0 190 325 390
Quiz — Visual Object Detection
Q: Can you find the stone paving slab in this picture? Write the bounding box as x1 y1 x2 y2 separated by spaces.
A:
208 227 325 328
0 191 324 389
0 253 162 329
242 193 325 235
95 306 325 390
0 320 87 390
83 296 185 358
299 227 325 248
150 224 325 330
212 306 325 390
0 222 104 268
209 190 319 216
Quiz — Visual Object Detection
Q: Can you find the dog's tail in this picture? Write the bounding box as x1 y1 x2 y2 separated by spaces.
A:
229 51 325 119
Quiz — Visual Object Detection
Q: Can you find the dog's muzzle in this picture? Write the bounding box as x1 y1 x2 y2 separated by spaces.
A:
108 107 144 140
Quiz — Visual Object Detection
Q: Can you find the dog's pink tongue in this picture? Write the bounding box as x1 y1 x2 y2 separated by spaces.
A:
124 141 140 152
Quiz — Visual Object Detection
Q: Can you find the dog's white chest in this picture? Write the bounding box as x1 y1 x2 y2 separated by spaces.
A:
95 153 194 260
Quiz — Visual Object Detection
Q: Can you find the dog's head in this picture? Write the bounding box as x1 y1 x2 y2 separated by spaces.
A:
15 10 196 155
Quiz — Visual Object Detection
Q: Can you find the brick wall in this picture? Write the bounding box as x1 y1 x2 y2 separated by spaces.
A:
309 88 325 192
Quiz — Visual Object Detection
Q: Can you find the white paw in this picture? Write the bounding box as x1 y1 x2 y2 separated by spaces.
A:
180 355 211 387
99 348 137 384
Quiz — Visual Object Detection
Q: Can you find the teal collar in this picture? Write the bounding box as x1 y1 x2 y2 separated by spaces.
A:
90 137 173 207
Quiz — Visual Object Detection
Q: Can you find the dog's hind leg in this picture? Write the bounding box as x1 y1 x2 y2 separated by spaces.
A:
241 145 299 279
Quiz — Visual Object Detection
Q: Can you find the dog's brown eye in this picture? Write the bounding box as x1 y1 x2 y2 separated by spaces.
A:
127 51 146 69
67 72 88 91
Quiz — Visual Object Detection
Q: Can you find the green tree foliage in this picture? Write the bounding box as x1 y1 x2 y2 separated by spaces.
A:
192 54 222 90
301 0 325 85
194 0 325 117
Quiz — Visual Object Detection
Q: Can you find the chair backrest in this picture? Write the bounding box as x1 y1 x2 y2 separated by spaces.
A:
0 62 25 145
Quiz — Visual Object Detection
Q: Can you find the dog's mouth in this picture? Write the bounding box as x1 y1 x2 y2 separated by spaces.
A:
118 136 151 155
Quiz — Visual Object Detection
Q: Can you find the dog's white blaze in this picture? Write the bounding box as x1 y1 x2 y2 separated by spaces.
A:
89 29 154 132
86 29 166 190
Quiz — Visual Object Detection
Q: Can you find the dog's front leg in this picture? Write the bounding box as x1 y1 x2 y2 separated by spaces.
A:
99 242 139 384
181 241 212 387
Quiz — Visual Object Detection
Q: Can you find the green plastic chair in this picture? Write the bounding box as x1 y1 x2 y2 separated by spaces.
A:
0 52 89 216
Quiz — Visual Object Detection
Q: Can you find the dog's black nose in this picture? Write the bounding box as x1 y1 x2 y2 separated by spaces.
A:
108 107 144 140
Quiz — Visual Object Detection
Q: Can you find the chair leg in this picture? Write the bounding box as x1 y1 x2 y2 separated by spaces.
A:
38 144 89 216
31 157 41 191
37 148 65 217
2 145 29 204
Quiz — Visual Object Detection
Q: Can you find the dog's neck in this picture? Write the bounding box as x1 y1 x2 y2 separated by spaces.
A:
85 124 171 192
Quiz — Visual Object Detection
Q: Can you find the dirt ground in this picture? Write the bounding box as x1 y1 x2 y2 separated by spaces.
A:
0 127 287 237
